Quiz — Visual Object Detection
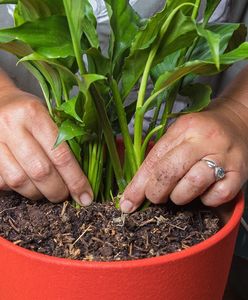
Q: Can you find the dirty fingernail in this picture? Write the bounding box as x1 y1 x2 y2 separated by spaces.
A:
120 199 133 213
79 193 92 206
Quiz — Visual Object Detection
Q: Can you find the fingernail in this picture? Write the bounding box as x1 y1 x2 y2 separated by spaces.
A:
79 193 92 206
120 199 133 213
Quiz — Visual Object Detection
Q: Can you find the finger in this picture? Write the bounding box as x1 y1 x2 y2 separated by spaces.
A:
0 174 10 191
201 172 242 207
28 109 93 205
122 139 202 213
0 143 42 199
120 131 183 213
6 130 69 203
145 140 205 204
170 159 218 205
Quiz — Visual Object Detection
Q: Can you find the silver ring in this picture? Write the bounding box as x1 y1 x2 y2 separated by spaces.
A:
201 159 225 181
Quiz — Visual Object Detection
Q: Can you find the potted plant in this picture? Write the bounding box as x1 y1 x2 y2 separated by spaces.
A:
0 0 247 299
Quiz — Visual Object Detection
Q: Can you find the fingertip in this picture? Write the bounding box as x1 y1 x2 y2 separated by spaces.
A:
120 198 134 213
79 192 93 207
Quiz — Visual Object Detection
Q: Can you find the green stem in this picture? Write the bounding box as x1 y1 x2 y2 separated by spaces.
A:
134 49 158 166
109 78 138 176
90 85 126 192
147 98 163 133
104 153 114 201
156 84 179 141
63 0 86 76
192 0 201 20
133 3 195 166
141 125 163 161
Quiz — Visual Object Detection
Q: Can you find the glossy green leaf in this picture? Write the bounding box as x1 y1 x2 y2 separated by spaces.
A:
14 0 65 25
68 139 82 165
55 119 86 147
0 0 17 3
105 0 140 72
154 42 248 96
203 0 222 25
82 74 106 90
82 0 99 49
0 40 32 56
179 83 212 114
57 96 83 123
0 16 74 58
121 9 197 99
190 23 242 61
85 48 110 75
196 24 220 69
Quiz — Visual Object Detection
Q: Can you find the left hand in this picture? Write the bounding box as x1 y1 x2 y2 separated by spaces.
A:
120 99 248 213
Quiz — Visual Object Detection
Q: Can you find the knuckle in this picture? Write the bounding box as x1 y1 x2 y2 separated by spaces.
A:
6 172 27 189
69 177 88 195
186 173 205 189
29 160 52 181
49 189 69 204
52 146 73 168
143 157 156 175
145 184 167 204
215 184 233 203
23 99 44 119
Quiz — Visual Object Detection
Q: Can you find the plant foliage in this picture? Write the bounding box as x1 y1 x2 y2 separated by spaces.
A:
0 0 247 202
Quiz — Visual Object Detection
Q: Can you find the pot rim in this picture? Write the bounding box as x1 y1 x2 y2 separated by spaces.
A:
0 192 244 269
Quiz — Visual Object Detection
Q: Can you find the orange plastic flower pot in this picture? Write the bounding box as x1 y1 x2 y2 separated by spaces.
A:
0 192 243 300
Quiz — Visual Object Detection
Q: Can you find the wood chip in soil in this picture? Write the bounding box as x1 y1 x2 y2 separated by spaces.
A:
0 191 221 262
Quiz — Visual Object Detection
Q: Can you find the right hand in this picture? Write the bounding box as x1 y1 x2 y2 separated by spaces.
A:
0 85 93 206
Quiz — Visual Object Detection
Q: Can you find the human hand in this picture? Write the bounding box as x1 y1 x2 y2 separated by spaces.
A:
120 99 248 213
0 85 93 206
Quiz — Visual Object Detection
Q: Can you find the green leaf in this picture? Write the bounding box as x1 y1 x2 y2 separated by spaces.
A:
203 0 222 26
0 0 17 3
13 0 65 25
179 83 212 114
68 139 82 165
0 40 32 57
151 51 181 83
57 96 83 123
105 0 140 73
166 0 196 15
0 16 74 58
82 74 106 90
196 24 220 70
82 0 99 49
55 119 86 147
121 9 197 99
85 48 110 75
154 42 248 96
21 61 52 115
190 23 242 61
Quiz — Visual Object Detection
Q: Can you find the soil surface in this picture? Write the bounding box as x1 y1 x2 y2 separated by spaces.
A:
0 191 221 261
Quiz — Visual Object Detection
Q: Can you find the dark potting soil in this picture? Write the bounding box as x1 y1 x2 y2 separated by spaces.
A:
0 191 221 262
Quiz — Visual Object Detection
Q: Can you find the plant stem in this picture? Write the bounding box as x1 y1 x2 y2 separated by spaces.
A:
192 0 201 20
134 48 158 166
109 78 138 176
63 1 86 76
133 3 195 166
90 85 126 192
141 125 163 161
104 153 114 201
156 84 179 141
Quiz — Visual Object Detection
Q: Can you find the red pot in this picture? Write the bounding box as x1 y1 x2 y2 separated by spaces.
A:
0 192 243 300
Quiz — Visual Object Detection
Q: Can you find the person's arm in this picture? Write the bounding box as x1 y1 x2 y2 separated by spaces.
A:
120 65 248 213
0 68 93 206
